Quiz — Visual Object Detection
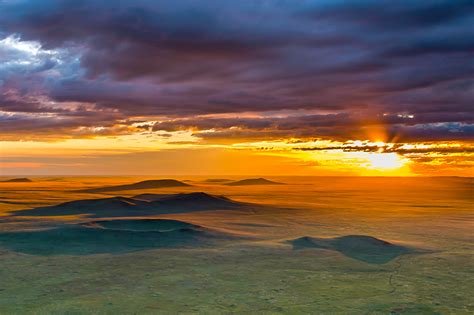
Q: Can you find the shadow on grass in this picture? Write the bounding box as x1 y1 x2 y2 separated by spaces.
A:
289 235 415 264
0 219 238 256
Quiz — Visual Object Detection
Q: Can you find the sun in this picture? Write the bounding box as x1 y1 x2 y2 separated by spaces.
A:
366 152 406 170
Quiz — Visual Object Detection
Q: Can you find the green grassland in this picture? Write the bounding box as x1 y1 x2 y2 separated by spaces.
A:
0 176 472 314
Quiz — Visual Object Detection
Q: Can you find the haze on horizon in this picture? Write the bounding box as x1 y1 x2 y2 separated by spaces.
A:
0 0 473 176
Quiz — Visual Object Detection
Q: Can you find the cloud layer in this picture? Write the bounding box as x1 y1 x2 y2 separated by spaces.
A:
0 0 473 142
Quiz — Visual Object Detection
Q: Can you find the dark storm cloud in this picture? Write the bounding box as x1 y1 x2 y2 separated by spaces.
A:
302 0 474 30
0 0 473 141
152 113 468 131
150 112 474 142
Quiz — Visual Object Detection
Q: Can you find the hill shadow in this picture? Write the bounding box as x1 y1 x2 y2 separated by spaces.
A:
0 219 240 255
288 235 414 264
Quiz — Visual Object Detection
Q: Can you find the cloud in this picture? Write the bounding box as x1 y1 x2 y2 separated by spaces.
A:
0 0 472 142
149 113 474 142
295 142 474 155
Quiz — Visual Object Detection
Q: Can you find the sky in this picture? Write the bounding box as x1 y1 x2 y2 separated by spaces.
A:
0 0 473 176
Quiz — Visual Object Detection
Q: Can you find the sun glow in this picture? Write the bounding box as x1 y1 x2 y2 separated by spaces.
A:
366 152 406 170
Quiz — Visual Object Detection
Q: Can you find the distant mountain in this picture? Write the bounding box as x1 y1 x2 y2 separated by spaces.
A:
226 178 283 186
288 235 413 264
78 179 190 193
1 178 32 183
12 192 250 218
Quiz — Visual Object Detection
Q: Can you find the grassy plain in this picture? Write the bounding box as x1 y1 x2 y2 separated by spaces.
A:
0 176 472 314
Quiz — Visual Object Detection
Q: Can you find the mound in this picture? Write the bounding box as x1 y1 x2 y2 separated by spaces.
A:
1 178 32 183
0 219 236 255
152 192 241 210
226 178 283 186
78 179 190 193
12 192 249 218
289 235 412 264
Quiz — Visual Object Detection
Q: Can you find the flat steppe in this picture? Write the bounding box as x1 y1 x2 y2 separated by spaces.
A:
0 176 472 314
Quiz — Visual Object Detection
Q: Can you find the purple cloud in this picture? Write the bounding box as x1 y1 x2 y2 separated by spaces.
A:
0 0 473 142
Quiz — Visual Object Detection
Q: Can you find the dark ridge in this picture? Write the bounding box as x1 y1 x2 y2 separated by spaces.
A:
0 219 239 255
11 192 250 218
226 178 283 186
288 235 414 264
1 178 33 183
77 179 191 193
